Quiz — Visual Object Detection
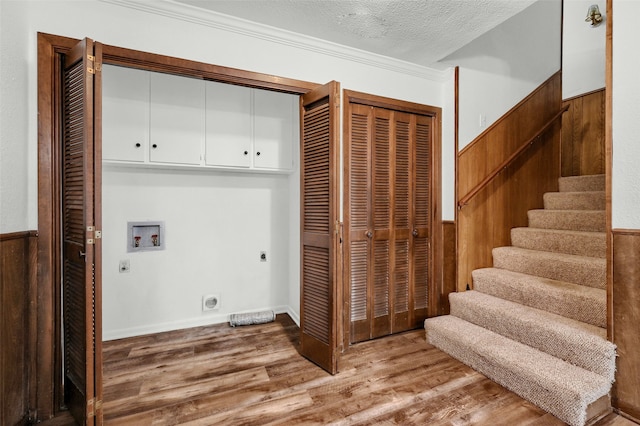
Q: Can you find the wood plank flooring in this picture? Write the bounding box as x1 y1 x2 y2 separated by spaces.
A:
43 314 636 425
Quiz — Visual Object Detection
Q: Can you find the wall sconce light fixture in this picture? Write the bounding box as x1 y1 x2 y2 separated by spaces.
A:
585 4 603 27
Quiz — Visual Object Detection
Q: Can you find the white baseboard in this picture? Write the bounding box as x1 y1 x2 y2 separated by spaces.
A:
103 304 298 341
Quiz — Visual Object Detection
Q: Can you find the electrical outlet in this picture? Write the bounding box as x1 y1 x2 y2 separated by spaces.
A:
260 251 267 262
119 259 130 273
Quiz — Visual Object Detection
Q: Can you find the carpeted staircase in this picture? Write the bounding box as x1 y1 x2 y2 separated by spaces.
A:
425 174 616 426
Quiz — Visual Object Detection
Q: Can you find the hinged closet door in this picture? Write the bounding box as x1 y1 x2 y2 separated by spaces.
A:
61 37 103 425
299 81 341 375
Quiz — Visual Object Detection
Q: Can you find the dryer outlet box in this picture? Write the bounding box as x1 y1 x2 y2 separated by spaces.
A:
202 294 220 312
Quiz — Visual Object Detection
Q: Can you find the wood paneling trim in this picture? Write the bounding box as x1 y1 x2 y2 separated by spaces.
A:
38 32 318 94
456 72 562 292
605 0 614 346
611 229 640 423
1 231 38 425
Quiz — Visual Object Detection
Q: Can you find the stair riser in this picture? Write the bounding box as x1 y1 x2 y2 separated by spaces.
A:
449 292 615 380
511 228 606 258
492 247 606 289
544 192 605 210
559 175 605 192
528 210 605 232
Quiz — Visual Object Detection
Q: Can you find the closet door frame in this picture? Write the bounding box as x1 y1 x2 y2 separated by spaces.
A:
342 90 442 349
37 32 321 420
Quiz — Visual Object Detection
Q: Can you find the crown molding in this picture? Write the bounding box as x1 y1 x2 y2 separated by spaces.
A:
99 0 451 82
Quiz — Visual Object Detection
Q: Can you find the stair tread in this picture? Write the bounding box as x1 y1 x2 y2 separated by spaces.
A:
492 246 605 289
449 290 615 380
425 315 612 426
472 267 606 327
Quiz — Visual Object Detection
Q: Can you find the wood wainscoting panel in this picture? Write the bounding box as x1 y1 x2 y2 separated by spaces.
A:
1 231 38 425
457 72 562 291
562 89 606 177
612 229 640 422
441 221 456 315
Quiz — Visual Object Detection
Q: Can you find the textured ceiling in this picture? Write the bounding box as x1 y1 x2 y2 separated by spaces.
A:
172 0 538 68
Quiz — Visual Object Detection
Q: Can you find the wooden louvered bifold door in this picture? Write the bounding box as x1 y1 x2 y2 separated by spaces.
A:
299 81 341 375
62 37 103 425
346 104 431 344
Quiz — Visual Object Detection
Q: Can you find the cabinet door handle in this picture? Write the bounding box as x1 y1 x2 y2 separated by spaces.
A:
256 151 261 156
135 143 141 148
366 230 373 238
412 229 419 237
244 151 248 155
152 144 158 149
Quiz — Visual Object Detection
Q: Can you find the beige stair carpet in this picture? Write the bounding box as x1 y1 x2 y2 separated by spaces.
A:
425 174 615 426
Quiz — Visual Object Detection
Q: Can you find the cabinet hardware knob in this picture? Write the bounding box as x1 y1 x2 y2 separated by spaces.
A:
152 144 158 149
256 151 261 156
135 143 141 148
244 151 248 155
412 229 419 237
366 230 373 238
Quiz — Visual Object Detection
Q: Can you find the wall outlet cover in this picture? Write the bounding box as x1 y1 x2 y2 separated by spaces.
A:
202 294 220 311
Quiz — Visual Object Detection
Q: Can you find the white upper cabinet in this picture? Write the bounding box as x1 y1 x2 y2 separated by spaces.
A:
149 72 205 165
253 89 297 170
102 65 149 162
102 66 296 173
205 81 252 168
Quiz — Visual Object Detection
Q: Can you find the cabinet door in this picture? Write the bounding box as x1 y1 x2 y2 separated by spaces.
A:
102 65 149 162
149 72 204 165
205 81 252 168
254 89 296 170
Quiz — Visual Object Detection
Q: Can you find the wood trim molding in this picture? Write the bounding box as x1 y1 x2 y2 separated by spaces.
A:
563 87 605 103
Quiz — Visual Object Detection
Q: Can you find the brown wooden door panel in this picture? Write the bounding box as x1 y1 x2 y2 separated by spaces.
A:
61 37 103 425
346 101 433 342
300 81 341 375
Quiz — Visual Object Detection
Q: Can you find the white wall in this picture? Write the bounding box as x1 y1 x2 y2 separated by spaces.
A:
612 1 640 230
439 0 562 150
102 167 293 339
0 0 450 336
562 0 606 99
0 0 448 234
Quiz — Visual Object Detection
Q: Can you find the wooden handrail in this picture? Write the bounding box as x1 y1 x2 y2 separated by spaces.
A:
458 105 569 209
